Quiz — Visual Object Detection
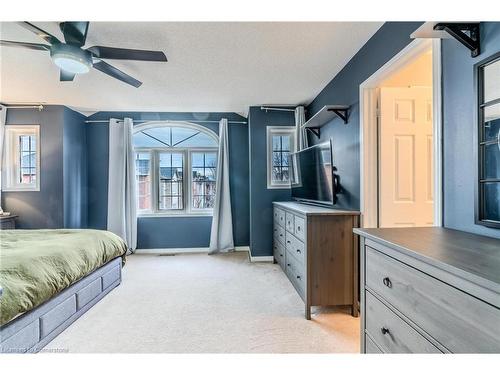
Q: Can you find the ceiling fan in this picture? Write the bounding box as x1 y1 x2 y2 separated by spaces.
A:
0 22 168 88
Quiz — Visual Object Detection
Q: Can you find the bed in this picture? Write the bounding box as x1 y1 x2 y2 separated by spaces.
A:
0 229 127 353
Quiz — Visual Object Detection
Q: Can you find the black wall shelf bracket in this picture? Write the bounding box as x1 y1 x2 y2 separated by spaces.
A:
328 108 349 124
433 23 480 57
307 128 321 138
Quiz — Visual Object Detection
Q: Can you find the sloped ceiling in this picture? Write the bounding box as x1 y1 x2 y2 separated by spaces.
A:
0 22 383 115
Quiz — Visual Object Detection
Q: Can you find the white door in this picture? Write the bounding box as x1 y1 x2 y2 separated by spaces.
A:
379 87 434 227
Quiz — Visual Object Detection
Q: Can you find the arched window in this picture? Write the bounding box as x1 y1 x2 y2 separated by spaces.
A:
133 122 219 215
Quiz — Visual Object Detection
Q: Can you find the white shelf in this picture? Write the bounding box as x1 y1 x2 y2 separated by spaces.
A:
410 22 453 39
302 105 350 130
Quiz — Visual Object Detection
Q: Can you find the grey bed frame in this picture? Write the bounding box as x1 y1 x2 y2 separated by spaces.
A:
0 257 122 353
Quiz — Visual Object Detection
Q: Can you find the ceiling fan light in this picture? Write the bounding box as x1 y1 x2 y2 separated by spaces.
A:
50 44 92 74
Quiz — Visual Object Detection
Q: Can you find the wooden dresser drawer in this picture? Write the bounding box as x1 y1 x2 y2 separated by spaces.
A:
365 334 383 353
285 231 305 264
365 291 441 353
274 225 285 244
286 249 305 300
273 241 285 268
294 216 305 241
365 246 500 353
285 212 294 233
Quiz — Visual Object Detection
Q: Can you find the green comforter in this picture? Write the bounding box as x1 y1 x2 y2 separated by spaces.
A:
0 229 127 326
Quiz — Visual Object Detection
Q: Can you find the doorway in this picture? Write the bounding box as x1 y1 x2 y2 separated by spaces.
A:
359 39 442 228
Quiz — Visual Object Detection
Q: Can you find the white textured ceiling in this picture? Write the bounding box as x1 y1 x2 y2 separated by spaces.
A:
0 22 382 116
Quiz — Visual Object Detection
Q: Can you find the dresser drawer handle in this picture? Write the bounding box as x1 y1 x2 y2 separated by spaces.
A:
383 277 392 288
297 226 301 231
296 249 301 253
287 263 290 267
296 275 301 280
280 254 283 257
287 240 291 244
280 234 283 237
381 327 390 335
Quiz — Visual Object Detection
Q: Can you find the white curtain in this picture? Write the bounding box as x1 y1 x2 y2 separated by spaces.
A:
0 105 7 214
295 105 308 150
107 118 137 252
209 118 234 254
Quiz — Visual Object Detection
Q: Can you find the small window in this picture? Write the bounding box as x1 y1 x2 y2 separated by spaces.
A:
476 53 500 228
159 152 184 210
135 152 152 211
267 126 296 189
2 125 40 191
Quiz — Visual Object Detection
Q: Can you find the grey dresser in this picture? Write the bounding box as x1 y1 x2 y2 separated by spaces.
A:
354 227 500 353
0 215 17 229
273 202 360 319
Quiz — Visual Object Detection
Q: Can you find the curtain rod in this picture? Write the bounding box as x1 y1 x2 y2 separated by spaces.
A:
260 106 296 112
0 105 44 111
85 119 247 125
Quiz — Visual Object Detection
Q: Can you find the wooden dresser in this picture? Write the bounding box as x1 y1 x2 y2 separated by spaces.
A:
354 227 500 353
273 202 360 319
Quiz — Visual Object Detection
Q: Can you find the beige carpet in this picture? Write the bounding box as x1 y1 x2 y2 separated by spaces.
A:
46 252 360 353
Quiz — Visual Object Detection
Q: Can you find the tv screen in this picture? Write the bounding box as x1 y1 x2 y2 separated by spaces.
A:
290 140 337 207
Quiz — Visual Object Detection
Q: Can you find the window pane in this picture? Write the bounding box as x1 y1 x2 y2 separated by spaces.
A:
18 135 37 185
159 152 184 210
191 152 217 209
483 143 500 180
482 182 500 222
272 136 281 151
280 135 290 151
484 103 500 143
484 59 500 103
135 152 151 210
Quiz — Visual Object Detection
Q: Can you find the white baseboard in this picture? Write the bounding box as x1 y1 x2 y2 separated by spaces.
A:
248 254 274 263
135 247 209 254
136 245 250 255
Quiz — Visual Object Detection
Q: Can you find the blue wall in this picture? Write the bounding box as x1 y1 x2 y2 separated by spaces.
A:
3 105 87 229
307 22 424 211
63 107 88 228
442 22 500 238
86 111 250 248
248 106 295 257
4 106 65 228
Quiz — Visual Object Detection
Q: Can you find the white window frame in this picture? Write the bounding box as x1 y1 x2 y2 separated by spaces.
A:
2 125 40 192
133 121 219 217
266 126 296 189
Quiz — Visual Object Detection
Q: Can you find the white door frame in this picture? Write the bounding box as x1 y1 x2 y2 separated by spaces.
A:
359 38 442 228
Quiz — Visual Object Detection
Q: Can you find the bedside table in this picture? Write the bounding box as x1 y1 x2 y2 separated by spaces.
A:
0 215 18 229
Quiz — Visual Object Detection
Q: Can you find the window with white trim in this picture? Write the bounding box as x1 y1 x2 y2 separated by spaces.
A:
133 122 218 215
2 125 40 191
267 126 296 189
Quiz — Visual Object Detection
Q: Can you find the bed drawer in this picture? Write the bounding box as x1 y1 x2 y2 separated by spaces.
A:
102 265 121 290
76 278 103 310
365 291 440 353
40 296 77 338
365 246 500 353
0 320 40 353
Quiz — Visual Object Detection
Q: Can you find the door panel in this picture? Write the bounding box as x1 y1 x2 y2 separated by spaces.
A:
379 87 433 227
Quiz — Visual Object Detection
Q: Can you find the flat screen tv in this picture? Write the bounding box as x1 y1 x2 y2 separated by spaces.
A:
290 140 339 207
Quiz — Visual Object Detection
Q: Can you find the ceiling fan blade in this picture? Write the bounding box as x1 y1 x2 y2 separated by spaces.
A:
0 40 50 51
60 70 76 82
60 22 89 47
87 46 167 62
93 60 142 88
17 22 60 45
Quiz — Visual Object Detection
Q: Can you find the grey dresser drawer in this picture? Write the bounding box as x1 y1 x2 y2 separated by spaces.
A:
285 231 305 265
365 292 441 353
285 212 294 233
274 225 285 245
273 241 285 268
294 215 305 241
285 249 305 300
366 246 500 353
365 334 383 354
275 208 285 228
